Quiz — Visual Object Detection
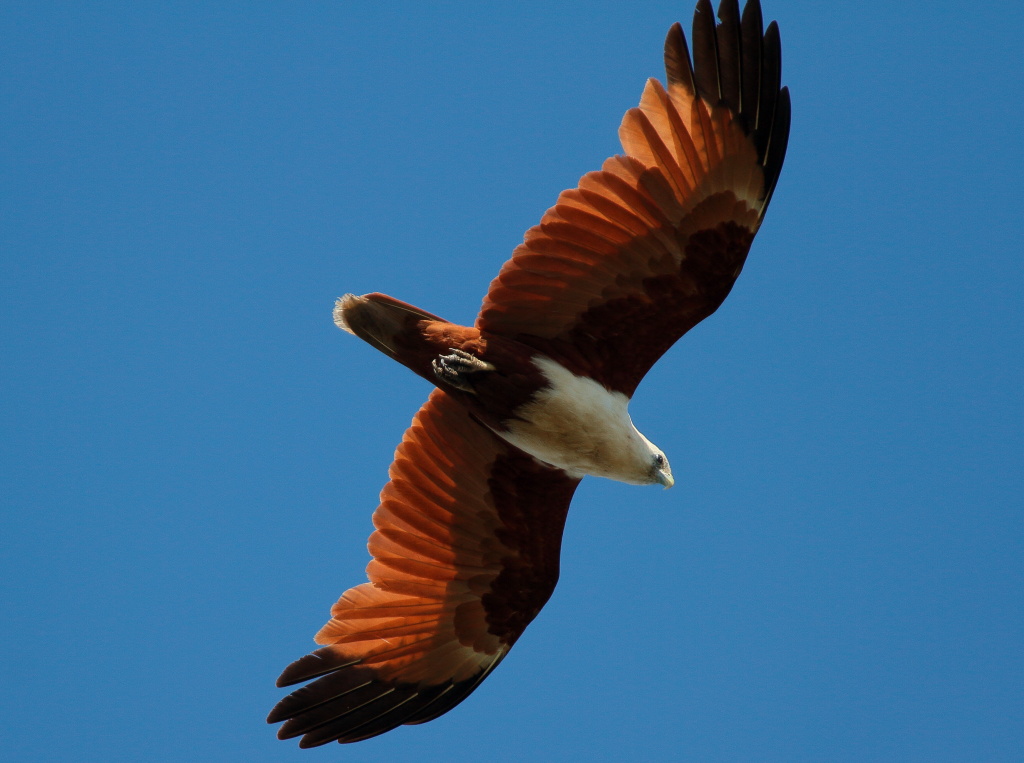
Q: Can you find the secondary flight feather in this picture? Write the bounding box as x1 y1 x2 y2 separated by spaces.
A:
270 0 790 746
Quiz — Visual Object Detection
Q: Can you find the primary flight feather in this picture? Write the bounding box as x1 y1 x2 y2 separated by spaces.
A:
269 0 790 746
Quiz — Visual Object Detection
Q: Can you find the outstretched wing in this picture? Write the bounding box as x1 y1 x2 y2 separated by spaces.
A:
477 0 790 396
268 390 581 747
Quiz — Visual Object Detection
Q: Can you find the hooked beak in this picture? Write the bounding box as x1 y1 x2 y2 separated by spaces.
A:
655 468 675 489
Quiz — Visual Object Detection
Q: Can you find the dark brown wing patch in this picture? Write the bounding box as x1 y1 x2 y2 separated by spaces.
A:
269 391 580 746
484 445 580 643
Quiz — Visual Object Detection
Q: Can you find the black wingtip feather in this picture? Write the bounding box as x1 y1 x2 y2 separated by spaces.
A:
275 647 361 688
761 85 791 210
715 0 743 112
691 0 721 102
680 0 788 211
756 18 787 204
269 650 505 746
664 22 696 92
739 0 763 125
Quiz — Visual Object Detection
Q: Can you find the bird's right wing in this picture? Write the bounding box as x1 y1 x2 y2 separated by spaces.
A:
477 0 790 397
269 389 581 746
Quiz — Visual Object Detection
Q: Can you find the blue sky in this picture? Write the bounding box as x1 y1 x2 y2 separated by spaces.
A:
2 1 1021 761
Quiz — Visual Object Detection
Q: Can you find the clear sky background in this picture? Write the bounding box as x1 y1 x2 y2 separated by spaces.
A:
3 1 1021 761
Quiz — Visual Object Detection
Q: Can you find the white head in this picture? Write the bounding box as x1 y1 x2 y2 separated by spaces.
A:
638 434 675 489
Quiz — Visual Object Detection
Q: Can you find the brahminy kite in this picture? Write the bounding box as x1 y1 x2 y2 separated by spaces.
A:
269 0 790 746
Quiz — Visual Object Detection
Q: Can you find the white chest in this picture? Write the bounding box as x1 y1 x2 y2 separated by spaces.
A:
497 356 662 485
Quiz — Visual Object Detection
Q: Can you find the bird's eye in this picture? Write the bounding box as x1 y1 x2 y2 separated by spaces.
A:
654 454 665 466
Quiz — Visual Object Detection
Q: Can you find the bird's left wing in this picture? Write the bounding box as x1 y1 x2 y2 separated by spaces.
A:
477 0 790 396
269 389 581 746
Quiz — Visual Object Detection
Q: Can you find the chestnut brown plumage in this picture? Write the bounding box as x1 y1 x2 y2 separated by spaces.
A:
271 0 789 746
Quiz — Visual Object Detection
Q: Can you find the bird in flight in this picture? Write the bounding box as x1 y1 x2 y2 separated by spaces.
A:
269 0 790 747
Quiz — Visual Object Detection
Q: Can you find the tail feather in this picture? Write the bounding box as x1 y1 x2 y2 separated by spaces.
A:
334 293 444 358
